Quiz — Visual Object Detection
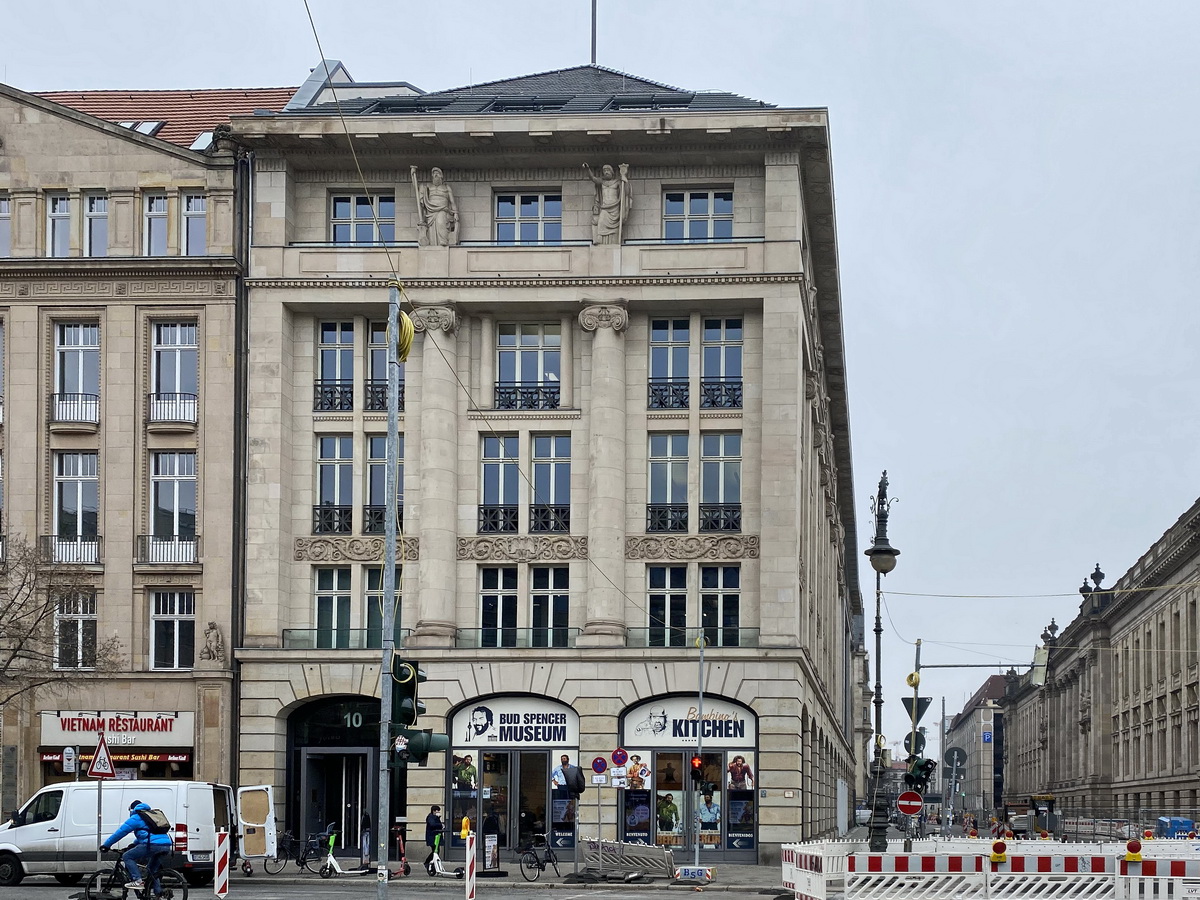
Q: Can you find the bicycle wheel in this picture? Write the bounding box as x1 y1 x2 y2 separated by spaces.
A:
301 850 324 874
263 846 290 875
84 868 118 900
156 868 189 900
545 848 560 877
520 851 542 882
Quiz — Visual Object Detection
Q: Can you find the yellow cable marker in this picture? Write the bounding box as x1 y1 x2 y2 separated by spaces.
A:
387 279 416 363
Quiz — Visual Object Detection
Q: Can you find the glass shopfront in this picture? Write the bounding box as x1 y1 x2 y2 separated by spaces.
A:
619 695 758 862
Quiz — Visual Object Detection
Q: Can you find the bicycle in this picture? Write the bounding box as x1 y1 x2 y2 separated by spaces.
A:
293 823 337 874
85 848 187 899
519 832 560 882
261 830 296 875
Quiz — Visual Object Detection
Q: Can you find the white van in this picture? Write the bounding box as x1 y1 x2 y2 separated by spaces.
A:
0 780 272 887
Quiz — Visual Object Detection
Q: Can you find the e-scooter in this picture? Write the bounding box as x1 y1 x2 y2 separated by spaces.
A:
425 833 464 879
318 829 349 879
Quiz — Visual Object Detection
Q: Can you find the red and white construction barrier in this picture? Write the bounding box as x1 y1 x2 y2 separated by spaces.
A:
850 854 985 873
464 831 475 900
1120 858 1200 878
782 846 827 900
995 855 1110 873
214 829 230 898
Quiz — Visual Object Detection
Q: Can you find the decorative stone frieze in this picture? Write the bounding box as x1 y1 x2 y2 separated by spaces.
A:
411 305 459 333
578 303 628 333
294 536 420 562
456 535 588 562
625 534 760 560
248 274 806 290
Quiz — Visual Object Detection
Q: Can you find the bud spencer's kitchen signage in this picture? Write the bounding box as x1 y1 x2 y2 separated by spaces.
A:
451 697 579 748
621 696 757 748
41 711 195 748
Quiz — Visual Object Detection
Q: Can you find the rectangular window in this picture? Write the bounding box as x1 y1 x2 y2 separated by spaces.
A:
531 565 570 648
182 194 206 255
648 565 687 647
315 321 354 411
365 435 404 534
144 194 168 255
47 194 70 257
479 435 519 532
701 565 741 647
663 189 733 242
481 566 518 648
54 323 100 424
496 323 561 409
314 436 353 534
701 317 743 408
648 433 688 532
315 567 352 649
495 192 562 245
531 435 570 532
151 451 197 539
151 591 195 669
0 195 11 256
84 194 108 257
700 432 742 532
55 592 97 669
331 193 395 244
54 451 99 545
150 322 198 422
648 318 690 409
366 321 404 411
365 566 403 648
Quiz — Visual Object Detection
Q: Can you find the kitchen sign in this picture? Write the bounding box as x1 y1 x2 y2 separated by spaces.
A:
621 697 757 748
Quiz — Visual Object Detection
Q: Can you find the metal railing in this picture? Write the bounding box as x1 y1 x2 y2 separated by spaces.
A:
456 627 580 649
364 379 405 412
478 504 518 533
530 504 570 533
136 534 200 564
51 393 100 424
146 392 198 424
626 626 760 648
699 503 741 532
282 627 412 650
699 378 743 409
41 534 102 565
647 504 688 532
313 380 354 411
648 378 689 409
362 505 404 535
312 505 352 534
494 382 561 411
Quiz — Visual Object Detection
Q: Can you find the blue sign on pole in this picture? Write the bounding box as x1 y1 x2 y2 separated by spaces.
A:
982 731 993 743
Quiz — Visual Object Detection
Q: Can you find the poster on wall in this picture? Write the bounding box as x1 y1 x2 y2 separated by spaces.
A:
451 697 580 748
621 697 757 748
725 791 756 850
623 789 652 844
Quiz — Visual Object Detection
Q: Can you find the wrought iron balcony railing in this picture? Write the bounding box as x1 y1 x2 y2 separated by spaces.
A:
282 627 412 650
647 377 689 409
312 504 352 534
456 627 580 649
362 505 404 534
147 392 198 424
530 504 570 533
478 504 518 533
699 377 743 409
41 534 102 565
699 503 741 532
647 504 688 533
494 382 561 411
626 626 760 649
364 379 405 412
51 393 100 424
137 534 200 564
313 380 354 411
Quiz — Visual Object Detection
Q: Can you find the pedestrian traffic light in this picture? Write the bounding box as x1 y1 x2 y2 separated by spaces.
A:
690 755 703 785
904 756 936 791
402 728 450 767
392 659 426 727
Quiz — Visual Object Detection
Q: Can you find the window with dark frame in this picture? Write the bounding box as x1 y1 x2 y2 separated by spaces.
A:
495 192 562 245
663 189 733 243
331 193 395 244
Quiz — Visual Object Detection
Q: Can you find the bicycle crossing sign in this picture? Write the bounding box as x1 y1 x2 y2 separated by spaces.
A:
88 733 116 778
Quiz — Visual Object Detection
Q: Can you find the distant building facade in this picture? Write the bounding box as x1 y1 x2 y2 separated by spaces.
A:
944 675 1007 824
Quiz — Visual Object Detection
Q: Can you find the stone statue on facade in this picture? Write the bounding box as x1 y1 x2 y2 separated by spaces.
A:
199 621 226 664
583 162 631 244
410 165 459 246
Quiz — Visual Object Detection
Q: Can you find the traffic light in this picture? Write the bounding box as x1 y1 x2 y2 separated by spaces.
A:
904 756 936 791
391 659 426 727
690 755 703 785
390 729 449 768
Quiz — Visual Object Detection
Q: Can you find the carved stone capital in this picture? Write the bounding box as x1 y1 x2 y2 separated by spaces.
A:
294 536 420 562
411 305 459 334
625 534 760 560
579 303 629 333
456 535 588 562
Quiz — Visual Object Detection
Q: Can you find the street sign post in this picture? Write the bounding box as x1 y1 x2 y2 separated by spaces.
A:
901 696 933 726
88 732 116 867
591 757 608 775
896 791 924 817
611 748 628 766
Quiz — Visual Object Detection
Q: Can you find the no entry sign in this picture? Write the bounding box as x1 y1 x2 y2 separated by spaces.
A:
896 791 923 816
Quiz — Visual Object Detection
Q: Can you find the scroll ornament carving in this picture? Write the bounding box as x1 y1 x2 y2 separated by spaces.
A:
625 534 760 560
411 305 459 334
579 304 629 333
457 536 588 562
294 536 420 561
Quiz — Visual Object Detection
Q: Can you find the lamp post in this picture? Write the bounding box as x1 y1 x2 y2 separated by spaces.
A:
865 471 899 852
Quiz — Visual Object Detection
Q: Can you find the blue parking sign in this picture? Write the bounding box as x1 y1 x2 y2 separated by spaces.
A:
982 731 993 743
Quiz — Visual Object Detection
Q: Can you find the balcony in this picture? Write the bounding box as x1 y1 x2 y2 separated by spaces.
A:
313 380 354 412
699 504 742 532
50 393 100 430
146 392 198 427
648 378 689 410
282 627 412 650
136 535 200 564
494 382 560 411
312 505 352 534
647 504 688 533
456 627 580 649
530 504 570 533
364 380 405 412
41 534 102 565
362 505 404 535
626 626 760 649
699 377 743 409
478 505 518 533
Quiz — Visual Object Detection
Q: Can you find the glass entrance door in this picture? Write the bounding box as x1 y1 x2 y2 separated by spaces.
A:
300 748 370 851
516 751 549 848
452 750 559 861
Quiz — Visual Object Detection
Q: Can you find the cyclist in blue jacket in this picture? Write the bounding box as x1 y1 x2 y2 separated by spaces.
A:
100 800 173 891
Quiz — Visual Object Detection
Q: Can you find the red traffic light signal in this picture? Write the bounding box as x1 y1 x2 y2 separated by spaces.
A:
690 755 703 784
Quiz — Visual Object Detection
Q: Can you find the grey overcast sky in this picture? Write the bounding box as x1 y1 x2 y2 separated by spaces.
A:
6 1 1199 752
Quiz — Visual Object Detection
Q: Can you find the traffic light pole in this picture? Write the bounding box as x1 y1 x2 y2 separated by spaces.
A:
694 635 706 869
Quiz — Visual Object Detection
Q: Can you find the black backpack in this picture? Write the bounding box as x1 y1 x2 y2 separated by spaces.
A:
137 808 172 835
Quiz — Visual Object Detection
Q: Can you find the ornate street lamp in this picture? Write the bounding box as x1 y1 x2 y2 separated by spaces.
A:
865 471 899 852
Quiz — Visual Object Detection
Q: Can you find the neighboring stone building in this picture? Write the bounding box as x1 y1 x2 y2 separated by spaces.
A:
1003 498 1200 821
944 675 1007 825
230 61 862 863
0 82 290 816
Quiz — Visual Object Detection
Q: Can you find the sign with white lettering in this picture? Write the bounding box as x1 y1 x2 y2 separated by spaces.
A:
41 711 195 748
451 697 579 748
620 697 757 748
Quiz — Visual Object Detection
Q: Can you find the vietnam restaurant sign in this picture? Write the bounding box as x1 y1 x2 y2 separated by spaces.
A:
622 696 757 748
41 711 195 748
451 697 579 748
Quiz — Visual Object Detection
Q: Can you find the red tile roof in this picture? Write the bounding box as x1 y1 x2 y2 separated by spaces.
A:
34 87 298 148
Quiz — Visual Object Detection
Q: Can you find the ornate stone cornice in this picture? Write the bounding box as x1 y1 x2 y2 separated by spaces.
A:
625 535 760 560
457 535 588 562
579 302 629 333
294 536 419 562
0 277 233 299
246 273 804 290
411 305 459 334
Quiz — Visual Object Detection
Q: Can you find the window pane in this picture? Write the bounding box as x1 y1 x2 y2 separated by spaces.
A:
713 192 733 215
186 216 206 255
333 223 351 242
379 197 395 218
664 220 684 241
713 218 733 240
497 222 515 243
689 193 709 216
520 195 540 217
664 193 684 216
519 222 539 243
333 197 351 219
689 220 708 241
496 196 516 219
543 222 562 243
544 195 562 217
355 196 373 218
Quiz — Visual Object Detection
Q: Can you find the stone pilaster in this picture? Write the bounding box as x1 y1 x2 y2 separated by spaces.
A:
577 302 628 644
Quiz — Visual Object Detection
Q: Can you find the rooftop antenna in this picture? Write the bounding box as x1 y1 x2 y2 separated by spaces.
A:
591 0 597 64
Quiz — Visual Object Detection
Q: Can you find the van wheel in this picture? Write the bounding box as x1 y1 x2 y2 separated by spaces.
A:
0 853 23 887
55 873 84 886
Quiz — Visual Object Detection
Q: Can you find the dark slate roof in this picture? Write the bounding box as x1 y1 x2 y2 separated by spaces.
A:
292 65 772 116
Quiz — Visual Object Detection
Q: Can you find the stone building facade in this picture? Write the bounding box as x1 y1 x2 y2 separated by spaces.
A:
944 675 1007 825
231 62 862 864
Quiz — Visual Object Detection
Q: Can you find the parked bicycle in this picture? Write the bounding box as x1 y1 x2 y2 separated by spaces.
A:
293 823 338 874
519 832 560 882
85 847 188 899
260 829 297 875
